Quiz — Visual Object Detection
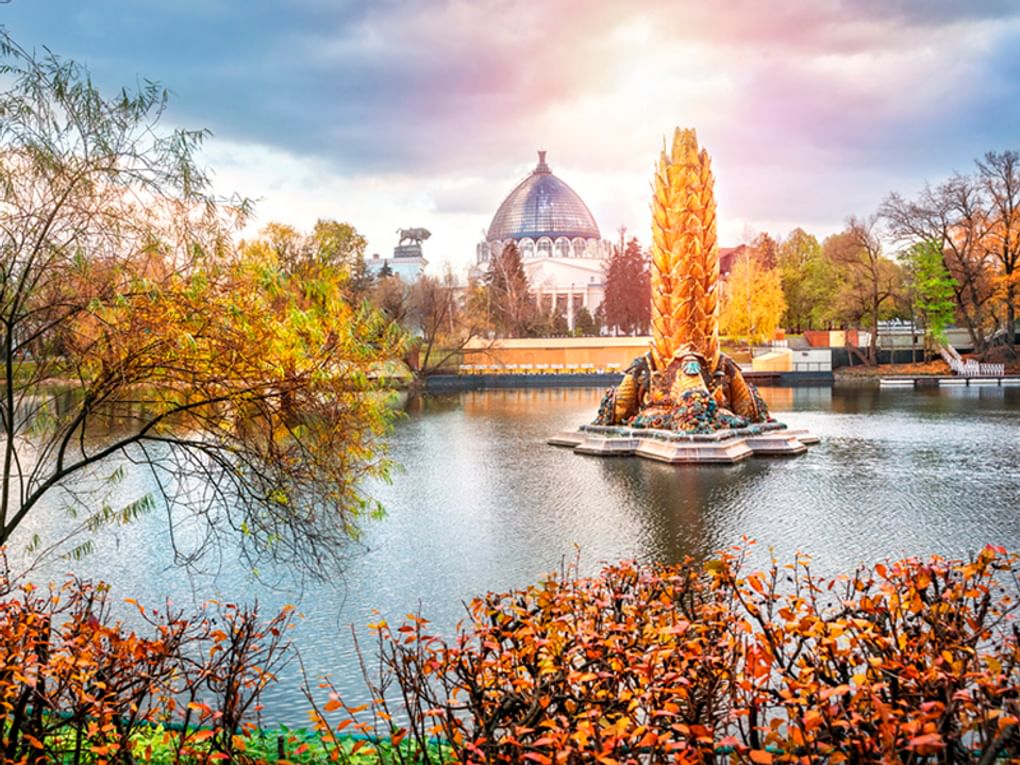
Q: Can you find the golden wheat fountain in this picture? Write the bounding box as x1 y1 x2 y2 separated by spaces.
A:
550 128 817 463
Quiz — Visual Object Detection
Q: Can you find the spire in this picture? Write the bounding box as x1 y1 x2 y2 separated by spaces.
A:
535 150 551 174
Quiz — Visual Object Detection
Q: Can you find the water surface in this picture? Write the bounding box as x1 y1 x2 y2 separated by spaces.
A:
13 384 1020 725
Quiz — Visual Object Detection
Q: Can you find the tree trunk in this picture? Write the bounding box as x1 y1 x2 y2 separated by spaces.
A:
870 292 880 366
954 296 984 356
1007 282 1017 358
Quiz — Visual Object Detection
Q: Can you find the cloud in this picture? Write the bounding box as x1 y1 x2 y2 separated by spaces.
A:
431 177 506 216
8 1 1019 175
4 0 1020 268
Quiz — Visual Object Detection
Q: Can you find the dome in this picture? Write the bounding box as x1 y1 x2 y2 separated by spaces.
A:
486 151 601 243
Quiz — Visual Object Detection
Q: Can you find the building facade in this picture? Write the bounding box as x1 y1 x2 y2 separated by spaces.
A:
477 151 611 330
366 243 428 282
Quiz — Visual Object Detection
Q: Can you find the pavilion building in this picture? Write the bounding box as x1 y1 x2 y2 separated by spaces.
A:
476 151 611 330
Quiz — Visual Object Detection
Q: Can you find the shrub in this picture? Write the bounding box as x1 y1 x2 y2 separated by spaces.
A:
315 545 1020 764
0 565 294 764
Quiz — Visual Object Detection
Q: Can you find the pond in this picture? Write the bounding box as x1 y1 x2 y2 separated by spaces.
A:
11 384 1020 726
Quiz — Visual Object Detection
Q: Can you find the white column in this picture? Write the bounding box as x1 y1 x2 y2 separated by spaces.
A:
567 284 575 331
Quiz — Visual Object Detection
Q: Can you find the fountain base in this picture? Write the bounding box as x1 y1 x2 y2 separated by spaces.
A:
548 422 817 464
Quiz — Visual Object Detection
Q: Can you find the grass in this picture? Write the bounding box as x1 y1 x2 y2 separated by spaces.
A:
5 720 451 764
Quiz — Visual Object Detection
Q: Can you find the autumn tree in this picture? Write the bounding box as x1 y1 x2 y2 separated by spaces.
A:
258 221 303 260
823 217 906 364
0 34 399 571
484 241 533 337
977 150 1020 355
777 228 832 332
243 219 374 303
602 236 650 335
719 251 786 343
308 219 367 270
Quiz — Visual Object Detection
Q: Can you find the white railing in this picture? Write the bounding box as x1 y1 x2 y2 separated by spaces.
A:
944 356 1005 377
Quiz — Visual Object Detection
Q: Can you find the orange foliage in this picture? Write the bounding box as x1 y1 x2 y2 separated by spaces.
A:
0 563 294 763
317 545 1020 763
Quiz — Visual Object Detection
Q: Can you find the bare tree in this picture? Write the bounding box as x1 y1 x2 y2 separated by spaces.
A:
881 177 997 353
371 273 412 325
976 150 1020 355
409 269 488 375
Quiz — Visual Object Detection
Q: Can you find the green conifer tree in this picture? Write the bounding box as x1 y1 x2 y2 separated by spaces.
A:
907 239 957 351
484 242 533 337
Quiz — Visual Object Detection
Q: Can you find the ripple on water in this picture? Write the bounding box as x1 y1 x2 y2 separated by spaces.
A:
10 384 1020 725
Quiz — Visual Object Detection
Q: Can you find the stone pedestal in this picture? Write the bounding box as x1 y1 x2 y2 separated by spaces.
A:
548 421 815 464
394 243 423 259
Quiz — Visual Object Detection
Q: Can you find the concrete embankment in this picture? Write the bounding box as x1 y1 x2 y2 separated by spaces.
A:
424 371 834 392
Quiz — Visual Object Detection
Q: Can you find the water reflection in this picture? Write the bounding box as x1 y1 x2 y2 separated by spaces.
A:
10 384 1020 725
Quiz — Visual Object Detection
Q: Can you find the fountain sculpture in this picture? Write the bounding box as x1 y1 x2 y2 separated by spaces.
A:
550 128 816 462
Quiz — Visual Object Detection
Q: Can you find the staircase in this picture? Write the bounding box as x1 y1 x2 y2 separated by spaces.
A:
938 343 1005 377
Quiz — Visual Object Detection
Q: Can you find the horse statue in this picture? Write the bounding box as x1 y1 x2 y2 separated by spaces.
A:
396 227 432 246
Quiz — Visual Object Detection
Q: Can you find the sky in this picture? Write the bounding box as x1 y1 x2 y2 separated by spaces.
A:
4 0 1020 273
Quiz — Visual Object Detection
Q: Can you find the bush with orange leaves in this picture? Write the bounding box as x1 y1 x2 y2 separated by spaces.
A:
0 569 294 764
315 545 1020 764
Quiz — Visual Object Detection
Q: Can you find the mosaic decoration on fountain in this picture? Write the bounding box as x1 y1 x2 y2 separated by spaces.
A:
594 128 770 435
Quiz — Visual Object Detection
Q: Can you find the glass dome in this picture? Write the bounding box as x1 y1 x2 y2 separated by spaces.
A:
486 152 601 242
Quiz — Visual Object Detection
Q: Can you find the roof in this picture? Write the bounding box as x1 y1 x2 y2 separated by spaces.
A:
486 151 601 242
719 245 748 277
